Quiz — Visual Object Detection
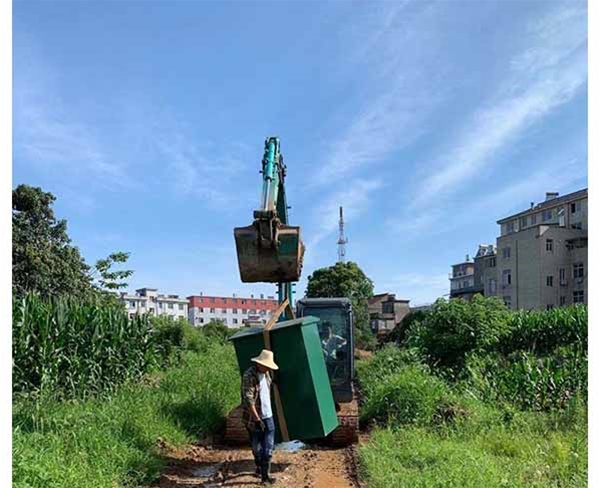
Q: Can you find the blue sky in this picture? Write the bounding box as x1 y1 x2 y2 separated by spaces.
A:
13 0 587 305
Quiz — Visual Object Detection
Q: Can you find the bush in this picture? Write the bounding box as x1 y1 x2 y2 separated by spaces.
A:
406 296 511 372
360 362 449 426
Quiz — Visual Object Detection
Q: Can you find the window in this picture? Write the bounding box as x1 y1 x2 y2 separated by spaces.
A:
199 307 203 313
210 298 215 303
222 308 227 314
542 209 553 222
559 268 566 285
200 318 204 323
560 296 566 306
260 310 266 316
463 280 468 288
573 290 584 303
503 247 511 259
140 301 145 308
253 299 257 305
130 301 136 308
546 275 553 287
570 201 581 213
168 303 173 309
546 304 554 311
250 309 257 314
571 222 582 230
502 269 512 286
210 307 215 313
241 299 247 304
233 318 238 325
242 309 248 314
158 302 163 309
507 221 515 234
233 309 238 314
503 296 512 309
530 214 537 225
179 304 184 310
546 239 553 252
488 279 497 294
519 216 527 229
223 318 228 325
573 263 584 279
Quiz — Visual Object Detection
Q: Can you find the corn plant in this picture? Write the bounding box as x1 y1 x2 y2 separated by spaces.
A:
13 293 165 399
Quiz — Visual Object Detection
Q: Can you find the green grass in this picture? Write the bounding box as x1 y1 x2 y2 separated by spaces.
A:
13 346 239 488
359 400 587 488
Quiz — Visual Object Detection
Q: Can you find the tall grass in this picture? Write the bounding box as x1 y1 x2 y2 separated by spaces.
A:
358 302 588 487
13 347 240 488
13 293 165 398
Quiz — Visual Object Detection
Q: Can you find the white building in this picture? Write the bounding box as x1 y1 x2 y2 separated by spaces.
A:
187 293 278 328
120 287 188 320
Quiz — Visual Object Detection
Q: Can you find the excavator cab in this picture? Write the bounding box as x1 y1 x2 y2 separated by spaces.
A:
234 137 305 283
296 298 354 403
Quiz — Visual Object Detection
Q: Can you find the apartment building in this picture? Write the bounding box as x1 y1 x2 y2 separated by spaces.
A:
449 256 477 300
449 189 588 310
474 244 498 297
187 293 278 328
368 293 411 335
120 288 189 320
496 189 587 310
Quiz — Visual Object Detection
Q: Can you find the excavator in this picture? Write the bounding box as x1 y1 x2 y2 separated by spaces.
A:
225 136 358 446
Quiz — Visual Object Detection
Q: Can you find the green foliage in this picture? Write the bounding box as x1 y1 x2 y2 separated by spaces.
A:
306 261 375 348
13 294 172 398
406 296 512 371
359 416 587 488
13 347 240 488
361 365 449 426
91 251 134 293
202 319 238 343
500 305 587 355
12 184 93 298
465 346 587 411
356 302 588 487
386 310 428 345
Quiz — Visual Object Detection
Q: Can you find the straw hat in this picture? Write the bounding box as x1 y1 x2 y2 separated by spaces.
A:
251 349 279 370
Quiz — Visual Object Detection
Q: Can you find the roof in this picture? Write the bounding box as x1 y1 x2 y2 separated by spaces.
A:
497 188 587 224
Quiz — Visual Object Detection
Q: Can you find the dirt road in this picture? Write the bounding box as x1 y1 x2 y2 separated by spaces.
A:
155 439 361 488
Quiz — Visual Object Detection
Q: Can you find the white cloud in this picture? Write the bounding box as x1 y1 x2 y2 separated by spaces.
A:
313 1 447 185
413 3 587 206
13 38 128 189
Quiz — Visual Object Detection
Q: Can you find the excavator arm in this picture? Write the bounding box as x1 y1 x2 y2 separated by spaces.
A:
234 137 305 284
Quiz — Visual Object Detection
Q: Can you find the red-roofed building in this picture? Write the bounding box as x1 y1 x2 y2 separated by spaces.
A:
187 293 278 328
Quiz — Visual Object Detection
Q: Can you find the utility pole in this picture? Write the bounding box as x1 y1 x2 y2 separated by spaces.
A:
337 206 348 263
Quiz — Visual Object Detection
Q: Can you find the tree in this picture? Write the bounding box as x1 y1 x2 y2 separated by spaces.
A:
12 184 93 298
305 261 375 348
90 252 134 306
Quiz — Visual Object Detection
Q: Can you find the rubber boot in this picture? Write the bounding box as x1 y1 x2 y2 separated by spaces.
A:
261 457 275 485
254 460 261 478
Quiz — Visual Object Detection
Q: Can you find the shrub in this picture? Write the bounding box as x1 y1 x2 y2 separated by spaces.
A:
361 363 449 426
406 296 511 372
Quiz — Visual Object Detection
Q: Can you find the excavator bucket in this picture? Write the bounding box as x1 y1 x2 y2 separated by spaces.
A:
234 223 305 283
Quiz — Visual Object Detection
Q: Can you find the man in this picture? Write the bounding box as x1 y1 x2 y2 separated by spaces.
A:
321 322 347 378
241 349 278 485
